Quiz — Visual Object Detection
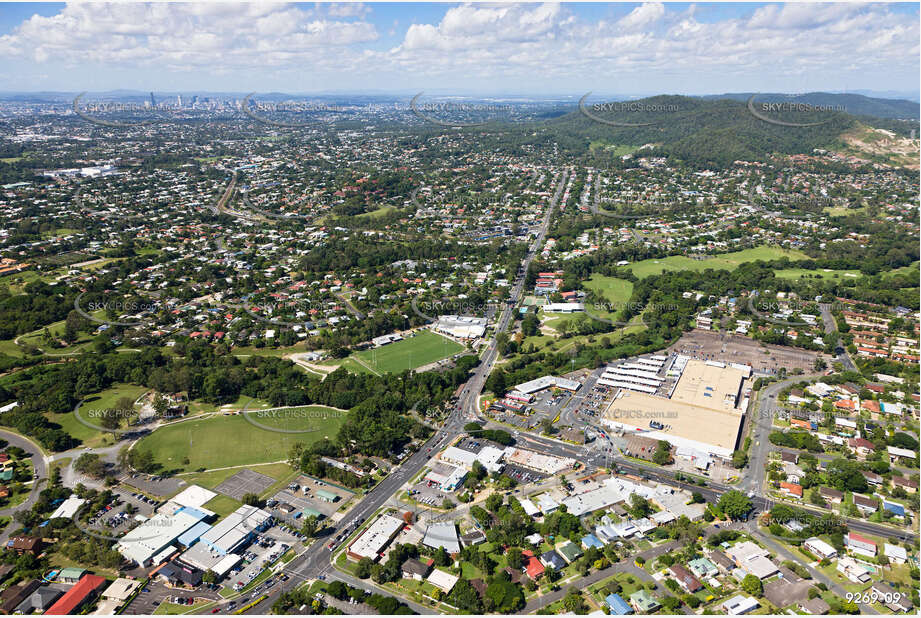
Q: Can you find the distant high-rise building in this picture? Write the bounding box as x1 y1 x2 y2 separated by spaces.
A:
177 94 183 107
149 92 156 108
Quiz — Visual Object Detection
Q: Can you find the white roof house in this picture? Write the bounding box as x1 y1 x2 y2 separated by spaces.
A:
804 537 837 559
426 569 459 593
722 595 760 615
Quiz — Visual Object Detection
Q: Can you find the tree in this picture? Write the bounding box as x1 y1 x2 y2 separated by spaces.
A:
732 449 749 468
507 547 524 570
355 557 373 579
661 596 681 611
741 574 763 597
241 492 261 506
652 440 672 465
300 515 319 537
691 492 705 504
718 490 752 520
628 493 652 518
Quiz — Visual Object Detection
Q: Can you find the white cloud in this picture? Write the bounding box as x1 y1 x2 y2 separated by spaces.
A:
0 1 915 93
0 2 378 70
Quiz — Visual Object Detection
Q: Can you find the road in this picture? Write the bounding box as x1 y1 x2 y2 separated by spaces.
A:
243 169 569 615
0 430 49 544
742 373 822 497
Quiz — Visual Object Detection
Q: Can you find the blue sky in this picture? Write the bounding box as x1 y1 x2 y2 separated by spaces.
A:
0 2 917 96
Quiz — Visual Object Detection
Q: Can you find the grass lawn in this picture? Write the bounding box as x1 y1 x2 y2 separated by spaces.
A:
352 330 463 374
356 205 396 219
136 408 344 473
628 246 808 279
323 356 378 375
201 494 242 518
583 275 634 306
154 600 211 615
47 383 148 447
774 268 862 281
883 261 919 279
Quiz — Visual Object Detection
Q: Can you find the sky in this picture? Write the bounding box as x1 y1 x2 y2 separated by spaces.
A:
0 2 917 96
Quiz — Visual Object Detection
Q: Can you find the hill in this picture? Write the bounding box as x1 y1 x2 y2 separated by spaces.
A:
704 92 919 120
542 94 916 168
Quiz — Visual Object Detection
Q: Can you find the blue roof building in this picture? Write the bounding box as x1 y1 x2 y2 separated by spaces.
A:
178 521 213 547
605 593 634 615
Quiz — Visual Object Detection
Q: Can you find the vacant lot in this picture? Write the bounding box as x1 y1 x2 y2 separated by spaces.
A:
668 329 822 374
628 246 808 278
353 329 463 374
137 406 345 473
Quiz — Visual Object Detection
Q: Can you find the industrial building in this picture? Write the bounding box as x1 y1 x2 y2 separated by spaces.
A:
197 505 272 556
116 506 212 566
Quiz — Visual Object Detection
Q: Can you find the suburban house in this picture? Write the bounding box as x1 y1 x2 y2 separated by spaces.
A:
845 532 877 558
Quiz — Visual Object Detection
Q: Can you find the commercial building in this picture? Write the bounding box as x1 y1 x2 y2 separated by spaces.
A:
347 514 404 561
116 506 211 566
198 505 272 556
603 359 747 460
433 315 486 340
513 375 581 394
440 445 506 473
422 522 461 554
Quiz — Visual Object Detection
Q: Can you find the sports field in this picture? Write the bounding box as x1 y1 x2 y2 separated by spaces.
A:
136 405 345 473
352 329 464 374
627 246 808 278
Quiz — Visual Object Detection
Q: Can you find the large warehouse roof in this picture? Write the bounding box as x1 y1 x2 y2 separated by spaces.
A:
116 507 208 566
199 505 271 555
603 359 748 459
